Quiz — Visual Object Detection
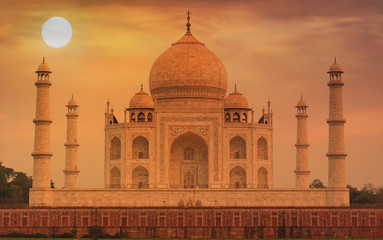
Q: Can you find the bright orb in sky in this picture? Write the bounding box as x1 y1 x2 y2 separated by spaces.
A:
42 17 72 48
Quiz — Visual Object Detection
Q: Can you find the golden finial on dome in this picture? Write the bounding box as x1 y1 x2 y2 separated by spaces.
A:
186 10 191 32
141 82 143 91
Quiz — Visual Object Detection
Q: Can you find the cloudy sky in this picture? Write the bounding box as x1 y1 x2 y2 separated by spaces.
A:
1 0 382 189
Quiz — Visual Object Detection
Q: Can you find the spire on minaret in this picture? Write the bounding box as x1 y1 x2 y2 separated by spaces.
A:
334 57 336 63
106 98 110 113
267 98 271 114
141 82 143 91
186 10 191 32
234 82 237 91
43 56 45 63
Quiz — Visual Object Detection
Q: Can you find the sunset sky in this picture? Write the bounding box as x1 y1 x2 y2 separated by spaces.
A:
1 0 382 189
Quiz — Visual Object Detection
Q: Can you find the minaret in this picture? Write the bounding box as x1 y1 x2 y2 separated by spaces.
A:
327 58 347 189
63 95 80 188
294 95 310 188
32 57 52 188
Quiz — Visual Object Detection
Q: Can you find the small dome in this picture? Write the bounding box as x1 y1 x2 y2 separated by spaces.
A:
36 58 51 73
297 97 307 107
129 89 154 109
328 59 343 73
224 90 249 109
37 62 50 72
67 96 78 106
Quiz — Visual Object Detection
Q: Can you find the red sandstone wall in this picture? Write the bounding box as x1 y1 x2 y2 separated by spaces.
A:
0 206 382 238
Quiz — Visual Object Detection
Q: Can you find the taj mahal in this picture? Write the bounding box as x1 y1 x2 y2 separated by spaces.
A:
29 14 349 207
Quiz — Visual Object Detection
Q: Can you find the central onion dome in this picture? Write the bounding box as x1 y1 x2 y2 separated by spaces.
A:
149 25 228 102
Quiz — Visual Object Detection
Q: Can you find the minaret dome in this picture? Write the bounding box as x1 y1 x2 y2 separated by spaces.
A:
327 58 344 74
36 57 51 73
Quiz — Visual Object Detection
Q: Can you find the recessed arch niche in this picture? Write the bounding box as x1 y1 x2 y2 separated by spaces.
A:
229 166 246 188
169 132 208 189
257 167 268 189
132 136 149 159
110 167 121 188
132 166 149 189
229 136 246 159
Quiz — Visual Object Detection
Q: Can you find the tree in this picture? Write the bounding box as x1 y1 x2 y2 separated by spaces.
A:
0 161 13 202
309 179 326 189
0 161 15 193
376 187 383 203
348 184 383 205
348 184 361 204
11 172 32 203
8 184 23 203
0 161 32 205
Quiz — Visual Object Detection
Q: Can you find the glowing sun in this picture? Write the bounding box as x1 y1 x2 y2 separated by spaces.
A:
42 17 72 48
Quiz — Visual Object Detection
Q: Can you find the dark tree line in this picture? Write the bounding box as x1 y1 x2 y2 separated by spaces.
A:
0 161 32 204
310 179 383 205
348 183 383 205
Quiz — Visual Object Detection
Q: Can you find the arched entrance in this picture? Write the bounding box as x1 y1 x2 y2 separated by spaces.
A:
257 137 268 160
257 167 268 189
169 132 208 189
110 167 121 188
229 136 246 159
229 166 246 188
132 166 149 189
132 136 149 159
